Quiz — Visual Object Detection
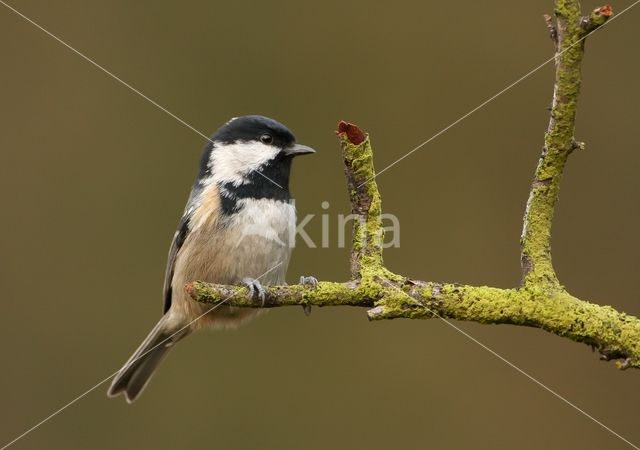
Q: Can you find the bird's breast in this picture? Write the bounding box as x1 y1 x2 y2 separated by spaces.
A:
220 197 296 279
175 197 295 289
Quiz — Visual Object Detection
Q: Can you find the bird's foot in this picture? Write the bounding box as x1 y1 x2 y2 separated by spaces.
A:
299 276 318 316
241 278 267 306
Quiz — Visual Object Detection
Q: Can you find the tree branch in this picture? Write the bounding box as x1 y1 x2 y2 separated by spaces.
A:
188 280 640 368
337 120 385 279
187 2 640 369
520 0 590 290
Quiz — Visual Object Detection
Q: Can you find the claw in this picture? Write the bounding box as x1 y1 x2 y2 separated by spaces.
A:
299 276 318 316
299 276 318 288
242 277 267 306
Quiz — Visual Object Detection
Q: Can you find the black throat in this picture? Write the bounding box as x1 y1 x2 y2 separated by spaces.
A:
219 154 292 216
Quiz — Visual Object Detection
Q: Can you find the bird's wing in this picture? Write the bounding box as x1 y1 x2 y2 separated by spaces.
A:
162 212 191 314
162 182 204 314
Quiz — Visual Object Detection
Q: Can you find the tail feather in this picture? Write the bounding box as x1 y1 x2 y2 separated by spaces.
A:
108 315 187 403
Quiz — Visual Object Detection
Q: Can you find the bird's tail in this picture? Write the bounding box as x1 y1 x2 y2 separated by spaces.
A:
107 315 188 403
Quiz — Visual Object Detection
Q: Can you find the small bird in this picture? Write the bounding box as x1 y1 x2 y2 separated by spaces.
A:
108 115 315 402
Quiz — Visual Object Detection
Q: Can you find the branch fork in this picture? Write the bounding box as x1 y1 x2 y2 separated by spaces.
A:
186 3 640 370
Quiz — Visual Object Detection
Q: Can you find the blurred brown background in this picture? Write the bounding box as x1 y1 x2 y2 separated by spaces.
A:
1 0 639 449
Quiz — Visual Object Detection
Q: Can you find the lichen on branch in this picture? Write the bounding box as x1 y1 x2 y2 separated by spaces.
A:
520 2 613 290
337 120 385 279
187 2 640 370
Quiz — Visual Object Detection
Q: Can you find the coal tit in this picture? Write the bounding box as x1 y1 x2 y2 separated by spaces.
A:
108 115 315 403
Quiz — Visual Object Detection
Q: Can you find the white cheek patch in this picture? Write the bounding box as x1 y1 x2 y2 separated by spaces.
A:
208 141 280 186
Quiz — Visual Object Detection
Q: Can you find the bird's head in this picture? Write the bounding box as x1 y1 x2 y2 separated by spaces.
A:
198 115 315 192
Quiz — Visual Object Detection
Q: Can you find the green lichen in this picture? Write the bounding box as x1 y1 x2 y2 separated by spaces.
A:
520 2 586 289
340 133 386 276
299 281 366 307
586 6 613 30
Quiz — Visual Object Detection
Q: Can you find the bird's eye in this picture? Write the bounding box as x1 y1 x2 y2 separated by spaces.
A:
260 133 273 144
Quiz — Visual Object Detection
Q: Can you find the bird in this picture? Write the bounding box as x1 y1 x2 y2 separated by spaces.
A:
107 115 315 403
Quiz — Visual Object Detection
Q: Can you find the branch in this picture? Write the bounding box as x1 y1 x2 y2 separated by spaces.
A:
188 281 640 368
520 2 612 290
337 120 385 279
583 5 614 32
187 2 640 369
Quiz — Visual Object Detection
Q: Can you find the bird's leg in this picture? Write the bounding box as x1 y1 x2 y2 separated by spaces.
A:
241 278 267 306
299 276 318 316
